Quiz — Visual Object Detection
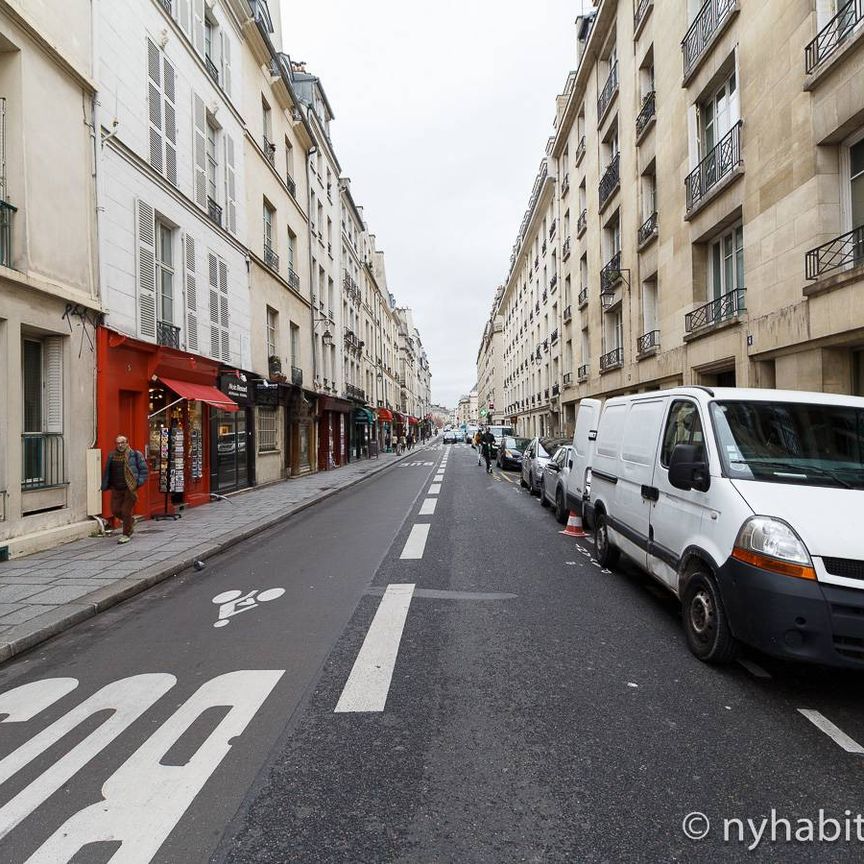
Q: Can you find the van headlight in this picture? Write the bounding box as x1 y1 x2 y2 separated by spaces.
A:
732 516 815 580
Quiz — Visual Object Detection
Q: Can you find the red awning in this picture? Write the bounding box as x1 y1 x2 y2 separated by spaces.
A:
408 416 419 425
376 407 393 422
159 377 239 412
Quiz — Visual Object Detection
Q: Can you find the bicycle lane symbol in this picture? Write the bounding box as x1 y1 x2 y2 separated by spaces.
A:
211 588 286 628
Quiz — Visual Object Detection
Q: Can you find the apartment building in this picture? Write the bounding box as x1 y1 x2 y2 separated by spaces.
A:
493 0 864 436
0 0 100 557
477 289 505 425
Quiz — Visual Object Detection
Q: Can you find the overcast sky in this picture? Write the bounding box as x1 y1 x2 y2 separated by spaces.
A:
281 2 583 410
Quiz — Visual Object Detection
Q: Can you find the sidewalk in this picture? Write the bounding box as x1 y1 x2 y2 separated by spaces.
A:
0 444 438 664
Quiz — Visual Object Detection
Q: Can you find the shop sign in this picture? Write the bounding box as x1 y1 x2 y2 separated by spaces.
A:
219 373 250 406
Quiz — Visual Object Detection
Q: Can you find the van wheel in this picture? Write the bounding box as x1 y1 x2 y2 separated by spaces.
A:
520 474 527 489
594 513 620 568
555 490 567 524
682 570 739 664
540 481 549 507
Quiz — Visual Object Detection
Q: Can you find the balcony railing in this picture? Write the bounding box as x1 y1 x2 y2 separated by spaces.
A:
262 135 276 166
544 388 550 400
264 243 279 271
543 338 549 353
156 320 181 348
806 0 864 73
685 121 742 213
600 251 622 293
345 383 365 402
552 383 560 396
561 174 570 196
638 211 658 247
634 0 652 31
286 173 296 198
563 371 572 385
600 347 624 372
599 153 620 210
287 267 300 290
685 288 746 332
637 329 661 354
21 433 65 491
550 273 558 291
682 0 737 78
205 54 219 84
597 62 619 122
577 208 587 237
577 363 589 382
550 328 559 344
636 91 656 139
549 219 557 238
291 366 303 387
563 237 571 259
158 0 172 14
575 135 586 165
207 196 222 227
0 200 15 267
805 226 864 279
578 286 589 308
563 304 572 322
542 240 547 254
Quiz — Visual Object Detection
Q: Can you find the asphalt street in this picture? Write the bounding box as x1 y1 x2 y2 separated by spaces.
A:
2 440 864 863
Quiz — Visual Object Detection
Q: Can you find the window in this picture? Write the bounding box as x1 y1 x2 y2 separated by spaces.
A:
204 17 214 63
847 134 864 231
603 309 623 353
257 407 277 452
286 228 296 271
156 221 174 324
642 278 658 332
641 171 656 220
709 223 744 300
661 400 705 466
146 39 177 185
285 137 294 182
699 68 739 158
263 202 274 251
290 322 300 367
206 120 218 205
21 336 64 489
266 306 278 357
262 98 272 140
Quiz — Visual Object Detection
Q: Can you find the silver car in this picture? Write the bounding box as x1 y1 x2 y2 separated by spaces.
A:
540 444 574 523
520 436 569 496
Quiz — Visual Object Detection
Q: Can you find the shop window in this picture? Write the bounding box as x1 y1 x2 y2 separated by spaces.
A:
258 407 277 452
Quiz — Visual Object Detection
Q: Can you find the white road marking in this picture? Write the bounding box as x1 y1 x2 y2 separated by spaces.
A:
0 679 79 722
434 474 445 482
400 524 430 559
738 659 771 679
211 588 285 628
335 584 415 713
419 498 437 516
428 483 442 495
798 709 864 754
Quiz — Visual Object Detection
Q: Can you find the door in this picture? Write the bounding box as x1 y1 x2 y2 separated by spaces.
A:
569 398 600 507
648 399 710 591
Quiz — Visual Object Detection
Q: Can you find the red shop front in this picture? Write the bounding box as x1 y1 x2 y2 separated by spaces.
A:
96 327 237 520
316 395 352 471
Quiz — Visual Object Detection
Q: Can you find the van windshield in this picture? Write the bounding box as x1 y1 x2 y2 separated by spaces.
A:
710 401 864 488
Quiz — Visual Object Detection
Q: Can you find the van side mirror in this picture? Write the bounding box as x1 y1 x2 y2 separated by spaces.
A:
668 444 710 492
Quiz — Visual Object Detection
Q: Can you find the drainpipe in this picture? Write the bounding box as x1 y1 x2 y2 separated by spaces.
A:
305 140 318 468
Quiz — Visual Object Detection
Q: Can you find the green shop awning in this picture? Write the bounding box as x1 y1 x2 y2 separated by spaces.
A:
353 407 375 424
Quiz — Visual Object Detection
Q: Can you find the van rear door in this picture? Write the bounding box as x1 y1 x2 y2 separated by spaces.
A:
567 398 601 512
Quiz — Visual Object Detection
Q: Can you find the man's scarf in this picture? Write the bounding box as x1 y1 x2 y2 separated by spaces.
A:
118 449 139 498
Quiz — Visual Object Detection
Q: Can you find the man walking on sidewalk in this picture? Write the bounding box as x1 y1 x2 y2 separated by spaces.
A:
481 427 495 474
101 435 148 544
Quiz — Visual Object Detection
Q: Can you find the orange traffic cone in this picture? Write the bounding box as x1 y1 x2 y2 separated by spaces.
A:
560 510 587 538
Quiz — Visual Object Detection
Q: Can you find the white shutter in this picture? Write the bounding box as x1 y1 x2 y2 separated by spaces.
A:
184 234 198 353
193 93 207 209
43 336 63 434
136 200 157 340
208 251 220 357
177 0 191 37
192 0 205 56
218 258 229 361
163 57 178 186
224 134 237 233
147 39 163 175
220 30 232 96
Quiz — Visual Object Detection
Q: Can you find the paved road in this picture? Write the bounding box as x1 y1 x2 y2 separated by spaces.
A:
2 441 864 862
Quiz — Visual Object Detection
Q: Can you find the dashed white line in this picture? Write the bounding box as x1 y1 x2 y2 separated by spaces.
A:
418 498 437 516
798 709 864 754
400 524 430 559
334 583 415 712
428 483 442 495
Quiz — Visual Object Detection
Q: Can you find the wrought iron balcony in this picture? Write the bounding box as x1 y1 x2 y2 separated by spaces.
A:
600 347 624 373
597 62 619 123
577 208 587 237
264 243 279 271
550 273 558 291
207 196 222 227
158 0 172 14
552 383 560 396
286 173 296 198
599 154 620 210
542 240 547 254
544 388 550 399
637 329 661 355
575 135 586 165
561 174 570 196
600 251 623 294
21 433 65 491
806 0 864 73
0 200 16 267
550 219 557 238
682 0 737 79
542 291 548 304
262 135 276 166
806 226 864 279
287 267 300 290
291 365 303 386
578 286 589 308
563 371 572 385
156 320 181 348
636 91 656 139
563 304 572 322
638 211 658 247
685 289 746 332
685 121 742 213
550 328 559 344
563 237 571 260
634 0 653 32
543 338 549 352
205 54 219 84
577 363 589 382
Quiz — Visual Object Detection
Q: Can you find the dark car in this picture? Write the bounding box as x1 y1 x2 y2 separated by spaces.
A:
496 436 531 470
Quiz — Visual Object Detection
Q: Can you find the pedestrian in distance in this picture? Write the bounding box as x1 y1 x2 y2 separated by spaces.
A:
481 427 495 474
474 428 483 465
101 434 148 544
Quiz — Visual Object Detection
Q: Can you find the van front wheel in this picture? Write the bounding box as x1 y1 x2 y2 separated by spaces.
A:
594 513 620 568
682 570 739 664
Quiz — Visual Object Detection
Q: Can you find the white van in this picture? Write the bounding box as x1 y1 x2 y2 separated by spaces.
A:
568 387 864 667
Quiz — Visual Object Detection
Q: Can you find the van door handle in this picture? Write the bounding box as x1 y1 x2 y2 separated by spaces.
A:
641 485 659 502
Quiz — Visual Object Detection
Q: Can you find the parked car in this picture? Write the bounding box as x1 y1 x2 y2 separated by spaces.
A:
443 430 456 444
454 429 466 443
541 445 574 523
570 386 864 668
521 436 569 495
465 425 480 446
487 425 514 451
497 436 531 470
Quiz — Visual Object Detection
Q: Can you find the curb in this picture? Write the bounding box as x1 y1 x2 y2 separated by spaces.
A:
0 443 435 665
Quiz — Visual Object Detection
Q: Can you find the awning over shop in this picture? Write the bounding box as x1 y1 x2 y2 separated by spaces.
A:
353 407 375 424
318 395 353 413
159 377 239 412
376 408 393 422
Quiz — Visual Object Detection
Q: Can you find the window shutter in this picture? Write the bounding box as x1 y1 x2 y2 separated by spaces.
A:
177 0 191 36
163 57 178 186
208 251 220 358
184 234 198 353
218 258 230 361
192 0 205 56
147 39 163 175
193 93 207 209
220 31 232 97
43 336 63 434
136 200 157 340
224 134 237 233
